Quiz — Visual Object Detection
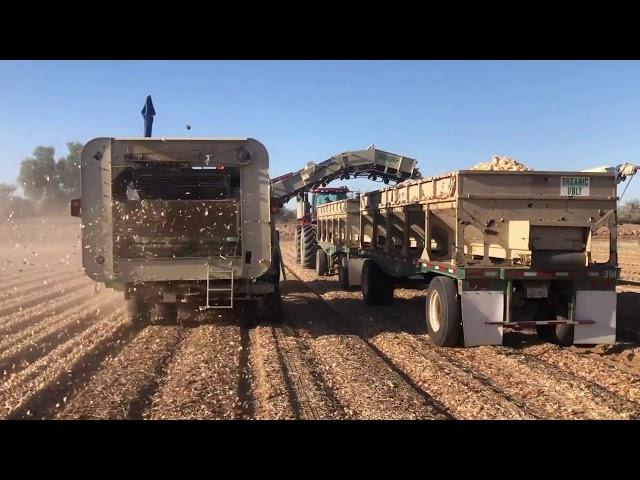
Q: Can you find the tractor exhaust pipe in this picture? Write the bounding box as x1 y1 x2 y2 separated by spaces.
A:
141 95 155 137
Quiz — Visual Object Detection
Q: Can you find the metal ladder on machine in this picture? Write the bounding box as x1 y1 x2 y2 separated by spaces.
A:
201 263 234 310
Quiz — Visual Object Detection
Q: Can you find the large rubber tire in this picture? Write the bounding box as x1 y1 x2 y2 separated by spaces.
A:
155 302 178 325
535 325 553 342
126 292 151 327
301 224 317 269
338 255 350 290
361 259 394 305
426 276 462 347
263 292 285 325
294 225 302 264
316 249 328 276
536 316 574 347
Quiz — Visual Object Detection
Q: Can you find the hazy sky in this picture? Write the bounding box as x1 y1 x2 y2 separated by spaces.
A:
1 60 640 201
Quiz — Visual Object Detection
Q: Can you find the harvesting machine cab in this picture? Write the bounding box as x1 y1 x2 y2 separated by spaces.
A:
297 186 352 224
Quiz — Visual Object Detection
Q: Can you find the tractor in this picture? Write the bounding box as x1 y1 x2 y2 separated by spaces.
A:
294 186 352 268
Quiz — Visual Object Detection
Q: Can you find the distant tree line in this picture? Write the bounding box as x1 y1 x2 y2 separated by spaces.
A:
2 145 640 225
1 142 82 220
618 199 640 224
272 206 296 224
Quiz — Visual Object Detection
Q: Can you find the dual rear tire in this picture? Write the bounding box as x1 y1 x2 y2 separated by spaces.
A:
338 255 350 289
361 259 394 305
127 294 284 330
424 277 574 348
156 302 178 324
316 249 328 276
262 279 285 325
536 319 574 347
425 276 462 347
126 292 179 326
126 292 151 327
359 259 462 347
358 260 572 348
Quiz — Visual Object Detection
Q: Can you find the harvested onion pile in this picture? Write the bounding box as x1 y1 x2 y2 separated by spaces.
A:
471 155 531 172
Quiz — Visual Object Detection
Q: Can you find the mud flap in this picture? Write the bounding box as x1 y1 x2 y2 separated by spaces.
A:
461 291 504 347
574 290 616 344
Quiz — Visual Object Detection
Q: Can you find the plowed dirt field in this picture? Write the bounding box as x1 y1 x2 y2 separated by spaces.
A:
1 218 639 419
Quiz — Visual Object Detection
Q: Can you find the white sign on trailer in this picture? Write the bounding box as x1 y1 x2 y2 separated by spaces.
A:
560 176 590 196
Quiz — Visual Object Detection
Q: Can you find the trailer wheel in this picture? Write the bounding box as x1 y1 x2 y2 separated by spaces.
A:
535 325 552 342
126 293 150 327
155 303 178 324
553 323 574 347
237 301 258 328
316 249 328 276
362 259 394 305
301 224 317 269
295 225 302 264
536 316 574 347
426 276 462 347
264 292 285 324
338 255 350 290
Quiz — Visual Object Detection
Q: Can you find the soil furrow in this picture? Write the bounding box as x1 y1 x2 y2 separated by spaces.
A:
147 323 244 419
0 291 118 353
237 326 255 419
0 276 91 318
0 266 76 292
283 256 537 418
273 325 349 419
279 266 448 419
0 223 637 421
282 248 536 418
59 325 185 419
0 310 131 419
249 325 297 419
0 284 99 335
0 270 81 305
378 333 540 419
0 296 120 377
270 328 308 419
281 242 639 419
495 346 640 418
521 344 640 403
444 346 629 419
